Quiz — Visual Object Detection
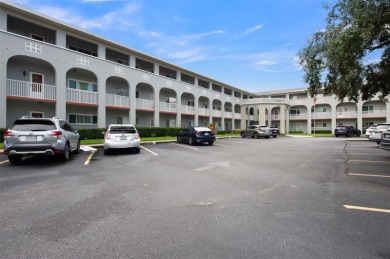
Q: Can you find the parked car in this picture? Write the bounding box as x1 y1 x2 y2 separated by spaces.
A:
240 125 272 139
3 116 80 164
378 127 390 151
369 123 390 145
269 126 279 138
334 126 361 137
177 126 215 145
103 124 141 154
365 124 377 138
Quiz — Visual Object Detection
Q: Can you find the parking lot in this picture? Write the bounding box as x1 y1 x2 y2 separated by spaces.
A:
1 136 389 258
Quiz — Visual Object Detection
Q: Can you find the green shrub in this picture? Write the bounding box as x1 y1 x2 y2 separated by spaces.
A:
77 127 184 139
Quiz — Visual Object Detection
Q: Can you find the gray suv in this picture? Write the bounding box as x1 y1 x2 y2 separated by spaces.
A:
3 116 80 164
240 125 272 139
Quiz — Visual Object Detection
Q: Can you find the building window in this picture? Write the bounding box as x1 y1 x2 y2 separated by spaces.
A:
31 33 44 41
187 101 195 106
362 105 374 114
290 123 301 131
68 114 98 124
290 109 301 117
312 107 327 112
68 79 97 92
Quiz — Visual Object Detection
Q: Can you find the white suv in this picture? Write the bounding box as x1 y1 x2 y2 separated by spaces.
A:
3 116 80 164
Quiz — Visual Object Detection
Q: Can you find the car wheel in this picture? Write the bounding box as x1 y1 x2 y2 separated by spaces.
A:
177 136 181 143
377 141 380 145
345 133 349 137
8 155 22 164
357 132 361 137
189 137 194 145
208 141 214 145
253 132 259 139
134 148 140 153
62 143 70 161
240 132 246 138
335 135 339 137
265 136 270 139
104 149 109 155
273 135 277 138
74 140 80 153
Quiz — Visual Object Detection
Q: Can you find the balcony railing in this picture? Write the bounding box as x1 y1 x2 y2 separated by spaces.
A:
289 113 308 119
67 88 98 104
160 102 177 113
181 105 195 114
234 113 241 119
212 110 222 117
362 110 387 118
312 112 332 119
336 111 357 118
199 108 210 116
6 79 56 100
224 111 233 118
106 93 130 108
136 98 155 110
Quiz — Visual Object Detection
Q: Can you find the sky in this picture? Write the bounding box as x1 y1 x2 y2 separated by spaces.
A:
9 0 337 93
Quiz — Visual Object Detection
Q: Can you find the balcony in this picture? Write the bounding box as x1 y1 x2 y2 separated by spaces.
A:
289 113 308 120
224 111 233 118
181 105 195 115
6 79 56 100
312 112 332 119
234 113 241 119
212 110 222 117
160 102 177 113
362 110 387 118
336 111 357 119
67 88 98 105
136 98 155 111
199 108 210 116
106 93 130 108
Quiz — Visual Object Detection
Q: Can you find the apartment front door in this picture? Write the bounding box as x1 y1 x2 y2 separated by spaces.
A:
30 72 44 99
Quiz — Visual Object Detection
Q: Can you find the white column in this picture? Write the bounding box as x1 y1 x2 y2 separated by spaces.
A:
258 105 266 126
97 75 106 128
307 104 312 134
55 69 67 121
176 94 181 127
356 101 363 130
0 54 7 127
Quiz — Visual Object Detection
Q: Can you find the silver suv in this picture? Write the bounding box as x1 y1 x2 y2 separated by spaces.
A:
3 116 80 164
240 125 272 139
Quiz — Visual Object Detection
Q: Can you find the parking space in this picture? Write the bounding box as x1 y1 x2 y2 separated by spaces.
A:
1 137 389 258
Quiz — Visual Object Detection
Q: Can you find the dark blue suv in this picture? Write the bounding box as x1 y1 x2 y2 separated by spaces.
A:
334 126 361 137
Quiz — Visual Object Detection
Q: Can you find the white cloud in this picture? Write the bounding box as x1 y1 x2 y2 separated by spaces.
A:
244 24 264 35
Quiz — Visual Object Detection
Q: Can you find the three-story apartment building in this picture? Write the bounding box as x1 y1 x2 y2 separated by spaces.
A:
1 1 389 134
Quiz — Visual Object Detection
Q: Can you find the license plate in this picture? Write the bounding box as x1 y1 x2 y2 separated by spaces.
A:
204 133 209 135
384 134 390 138
26 135 37 141
120 136 127 140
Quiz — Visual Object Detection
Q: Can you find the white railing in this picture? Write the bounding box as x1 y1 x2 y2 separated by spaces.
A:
362 110 387 118
212 110 222 117
160 102 177 113
289 113 308 119
249 115 255 121
312 112 332 119
6 79 56 100
181 105 195 114
224 111 233 118
234 113 241 119
271 114 279 120
199 108 210 116
336 111 357 118
106 93 130 108
67 88 98 104
136 98 155 110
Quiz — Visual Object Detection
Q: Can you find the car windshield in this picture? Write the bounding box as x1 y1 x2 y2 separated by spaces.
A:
376 125 390 130
193 127 211 132
110 126 136 134
10 120 56 131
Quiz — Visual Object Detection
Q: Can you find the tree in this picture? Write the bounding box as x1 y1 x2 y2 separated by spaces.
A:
298 0 390 102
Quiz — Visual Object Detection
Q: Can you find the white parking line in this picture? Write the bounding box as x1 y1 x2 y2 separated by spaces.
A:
344 205 390 214
349 160 390 164
214 143 227 147
218 139 245 144
141 146 158 156
0 160 9 165
348 173 390 178
171 143 199 150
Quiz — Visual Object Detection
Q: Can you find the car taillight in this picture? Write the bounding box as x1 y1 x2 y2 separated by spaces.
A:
4 130 13 138
105 132 111 139
195 131 202 135
50 130 62 137
135 132 140 139
210 131 215 136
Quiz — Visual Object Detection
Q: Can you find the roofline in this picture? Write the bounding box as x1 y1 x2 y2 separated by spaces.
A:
0 0 256 96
